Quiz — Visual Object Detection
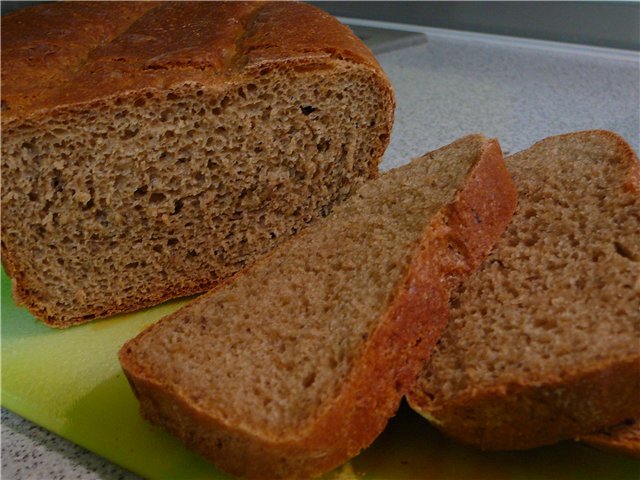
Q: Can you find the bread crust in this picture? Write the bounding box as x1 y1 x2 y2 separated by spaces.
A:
1 1 395 327
119 135 517 478
580 419 640 460
1 2 387 122
409 356 640 450
408 130 640 451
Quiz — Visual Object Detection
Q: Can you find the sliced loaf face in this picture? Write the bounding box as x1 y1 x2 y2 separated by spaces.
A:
580 419 640 460
408 131 640 450
0 2 394 327
119 135 517 479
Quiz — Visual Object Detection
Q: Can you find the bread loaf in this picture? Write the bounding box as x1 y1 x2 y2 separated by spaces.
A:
119 135 517 479
0 1 394 327
408 131 640 450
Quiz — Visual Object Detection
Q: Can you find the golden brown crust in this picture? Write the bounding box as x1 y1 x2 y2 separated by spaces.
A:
409 356 640 451
1 1 389 123
119 135 517 478
1 1 394 327
580 419 640 460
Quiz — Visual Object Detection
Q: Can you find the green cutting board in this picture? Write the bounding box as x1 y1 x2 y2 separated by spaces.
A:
2 267 638 479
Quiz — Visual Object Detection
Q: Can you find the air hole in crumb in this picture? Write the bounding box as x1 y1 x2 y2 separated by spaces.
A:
317 139 330 152
134 185 148 197
166 92 178 101
121 128 139 140
153 245 163 253
51 174 63 191
134 98 145 108
300 105 316 115
302 372 316 388
172 199 184 215
450 296 461 309
211 107 221 115
196 89 203 97
167 238 179 246
187 250 198 257
613 241 637 261
125 262 139 269
149 192 166 203
28 192 38 201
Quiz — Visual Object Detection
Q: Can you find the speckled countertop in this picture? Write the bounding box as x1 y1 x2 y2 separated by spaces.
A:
2 21 639 480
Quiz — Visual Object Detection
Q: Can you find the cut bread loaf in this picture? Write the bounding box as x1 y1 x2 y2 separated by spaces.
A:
119 135 517 479
0 1 394 327
408 130 640 450
580 419 640 460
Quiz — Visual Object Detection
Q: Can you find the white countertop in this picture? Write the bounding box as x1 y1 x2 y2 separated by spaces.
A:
3 21 639 480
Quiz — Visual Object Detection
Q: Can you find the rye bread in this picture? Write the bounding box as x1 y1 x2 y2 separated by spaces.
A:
1 1 394 327
119 135 517 479
408 130 640 451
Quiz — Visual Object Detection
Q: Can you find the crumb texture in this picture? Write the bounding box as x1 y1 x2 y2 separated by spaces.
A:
411 131 640 447
0 2 393 326
124 136 484 435
119 134 518 478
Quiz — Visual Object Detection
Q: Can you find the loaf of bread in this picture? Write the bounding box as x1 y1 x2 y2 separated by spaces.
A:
0 1 394 327
119 135 517 479
408 131 640 450
580 419 640 460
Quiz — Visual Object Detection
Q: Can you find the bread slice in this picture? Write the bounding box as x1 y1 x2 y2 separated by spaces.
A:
0 2 394 327
408 131 640 450
580 419 640 460
119 135 517 479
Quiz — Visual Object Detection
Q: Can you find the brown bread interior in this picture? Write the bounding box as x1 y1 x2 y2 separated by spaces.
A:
1 62 391 326
120 134 516 478
410 131 640 449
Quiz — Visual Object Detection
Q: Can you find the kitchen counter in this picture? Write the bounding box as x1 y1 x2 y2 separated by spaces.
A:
2 20 639 479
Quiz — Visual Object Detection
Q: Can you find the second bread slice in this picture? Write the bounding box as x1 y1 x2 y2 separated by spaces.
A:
408 130 640 451
119 134 516 479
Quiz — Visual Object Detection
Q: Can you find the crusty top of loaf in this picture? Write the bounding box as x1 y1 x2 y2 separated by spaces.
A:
1 1 384 123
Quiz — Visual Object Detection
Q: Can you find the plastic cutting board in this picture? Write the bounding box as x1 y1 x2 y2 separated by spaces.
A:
2 267 638 479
